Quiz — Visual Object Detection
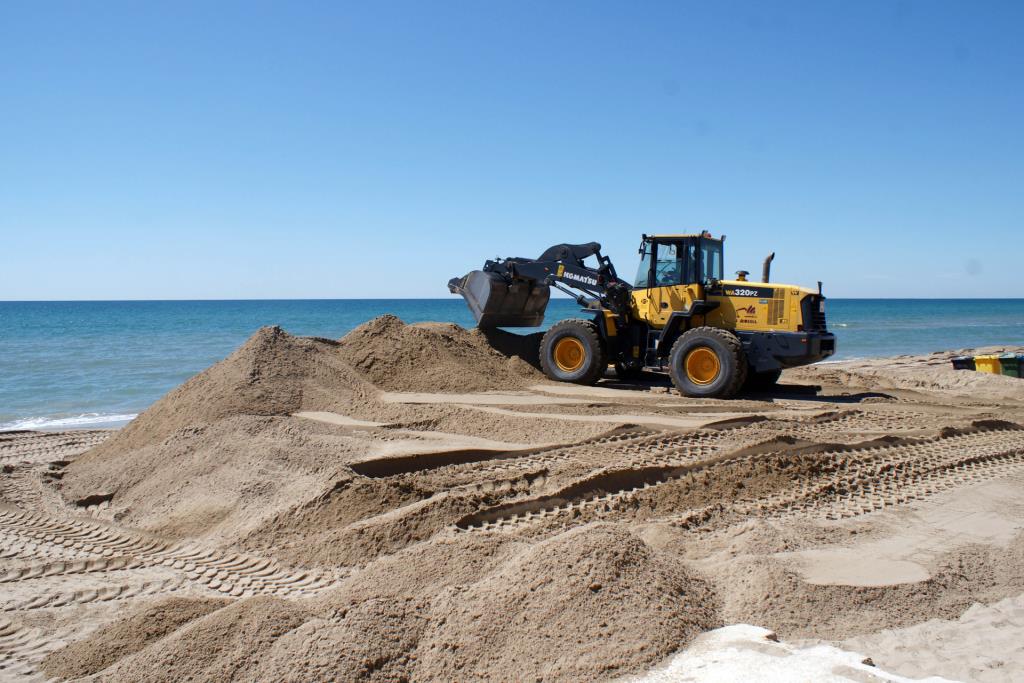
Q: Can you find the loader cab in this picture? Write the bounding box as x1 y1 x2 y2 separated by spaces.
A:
634 232 724 289
631 231 725 330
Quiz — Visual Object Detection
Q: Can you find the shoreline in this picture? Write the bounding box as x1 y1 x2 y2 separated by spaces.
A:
5 300 1024 433
4 342 1022 434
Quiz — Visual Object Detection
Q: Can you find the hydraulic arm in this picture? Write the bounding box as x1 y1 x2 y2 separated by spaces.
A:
448 242 630 328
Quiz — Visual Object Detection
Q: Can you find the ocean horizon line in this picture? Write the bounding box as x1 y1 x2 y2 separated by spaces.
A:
4 296 1024 304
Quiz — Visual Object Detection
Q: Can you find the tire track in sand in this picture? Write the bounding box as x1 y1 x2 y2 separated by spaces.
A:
0 430 110 466
430 409 962 486
690 428 1024 527
0 506 345 679
0 427 348 676
0 617 73 682
453 424 1024 535
0 508 344 603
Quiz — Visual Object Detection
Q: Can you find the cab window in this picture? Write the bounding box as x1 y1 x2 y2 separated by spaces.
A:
684 242 697 283
634 245 653 287
636 240 699 287
654 243 684 286
701 240 723 281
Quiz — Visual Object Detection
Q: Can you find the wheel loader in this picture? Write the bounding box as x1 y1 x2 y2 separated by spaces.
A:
448 232 835 398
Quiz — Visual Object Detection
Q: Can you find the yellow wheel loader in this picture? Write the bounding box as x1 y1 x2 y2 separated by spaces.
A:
449 232 835 398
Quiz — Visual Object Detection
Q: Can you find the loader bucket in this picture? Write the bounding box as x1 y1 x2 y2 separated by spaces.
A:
448 271 550 328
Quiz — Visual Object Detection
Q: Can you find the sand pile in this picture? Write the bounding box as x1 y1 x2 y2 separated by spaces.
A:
62 524 717 682
41 597 230 679
60 415 373 538
90 597 311 682
336 315 543 392
58 318 552 539
247 534 527 681
81 325 377 457
60 325 378 536
77 317 544 462
286 524 718 682
415 523 718 681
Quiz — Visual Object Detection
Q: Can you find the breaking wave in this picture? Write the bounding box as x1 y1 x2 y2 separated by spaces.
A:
0 412 137 432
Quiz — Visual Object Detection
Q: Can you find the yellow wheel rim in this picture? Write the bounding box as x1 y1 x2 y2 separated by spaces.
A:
685 347 721 385
553 337 586 373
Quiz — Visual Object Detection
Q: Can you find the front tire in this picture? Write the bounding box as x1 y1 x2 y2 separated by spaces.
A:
539 319 607 385
668 327 747 398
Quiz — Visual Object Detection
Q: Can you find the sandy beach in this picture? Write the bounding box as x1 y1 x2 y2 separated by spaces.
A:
2 316 1024 681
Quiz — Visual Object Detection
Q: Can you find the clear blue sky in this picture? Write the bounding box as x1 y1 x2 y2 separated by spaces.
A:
1 1 1021 300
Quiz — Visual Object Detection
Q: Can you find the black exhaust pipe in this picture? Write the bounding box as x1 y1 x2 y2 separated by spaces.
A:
762 252 775 283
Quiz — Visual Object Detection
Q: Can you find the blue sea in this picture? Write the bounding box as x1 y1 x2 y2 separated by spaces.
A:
1 299 1022 431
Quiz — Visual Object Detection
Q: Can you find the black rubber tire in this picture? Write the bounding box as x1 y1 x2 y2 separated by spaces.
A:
744 367 782 391
668 327 747 398
539 319 607 385
614 362 644 380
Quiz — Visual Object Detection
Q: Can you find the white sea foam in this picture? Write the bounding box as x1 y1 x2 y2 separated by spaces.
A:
0 413 137 432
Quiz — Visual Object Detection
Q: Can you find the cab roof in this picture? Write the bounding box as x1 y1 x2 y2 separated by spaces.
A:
645 231 723 241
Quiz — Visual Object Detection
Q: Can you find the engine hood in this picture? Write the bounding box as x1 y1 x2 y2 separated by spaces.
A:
715 280 821 298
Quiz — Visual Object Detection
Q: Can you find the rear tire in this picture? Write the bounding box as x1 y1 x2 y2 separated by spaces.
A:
744 367 782 391
668 327 747 398
540 319 607 385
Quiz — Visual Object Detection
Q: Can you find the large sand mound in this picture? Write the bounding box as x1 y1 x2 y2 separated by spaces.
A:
336 314 543 392
82 325 376 457
247 534 527 681
71 524 717 682
58 318 550 539
60 414 368 538
417 523 718 681
78 317 544 461
60 325 377 536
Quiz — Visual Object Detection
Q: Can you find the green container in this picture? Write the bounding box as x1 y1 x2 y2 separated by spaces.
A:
999 353 1021 378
